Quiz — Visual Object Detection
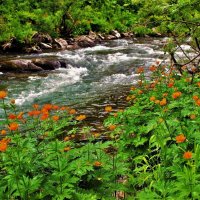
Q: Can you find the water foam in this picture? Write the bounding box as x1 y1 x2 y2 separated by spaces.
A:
15 66 88 105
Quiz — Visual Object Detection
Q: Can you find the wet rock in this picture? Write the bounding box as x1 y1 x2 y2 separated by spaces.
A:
2 42 12 51
59 60 68 68
0 59 43 72
54 38 68 49
32 33 53 44
97 34 105 40
111 30 121 38
39 42 52 49
75 35 96 47
121 32 134 38
1 38 24 52
25 46 42 53
66 44 79 50
32 58 61 70
105 35 116 40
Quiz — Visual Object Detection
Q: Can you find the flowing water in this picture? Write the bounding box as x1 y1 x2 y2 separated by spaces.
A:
0 38 167 129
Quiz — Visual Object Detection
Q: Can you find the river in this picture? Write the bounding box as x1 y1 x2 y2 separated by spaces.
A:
0 38 167 129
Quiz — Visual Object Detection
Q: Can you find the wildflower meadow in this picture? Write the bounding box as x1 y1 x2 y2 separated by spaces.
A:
0 63 200 199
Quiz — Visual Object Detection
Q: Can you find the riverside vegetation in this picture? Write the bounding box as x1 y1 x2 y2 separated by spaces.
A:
0 62 200 199
1 0 200 199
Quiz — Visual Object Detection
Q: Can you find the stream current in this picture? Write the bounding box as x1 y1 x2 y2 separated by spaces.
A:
0 38 167 127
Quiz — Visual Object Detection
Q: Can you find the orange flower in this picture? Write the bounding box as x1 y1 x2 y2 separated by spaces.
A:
10 99 15 104
113 113 118 117
130 86 136 91
185 78 191 83
93 133 100 138
181 65 187 71
17 112 24 120
138 80 143 86
183 151 192 159
0 141 8 152
155 100 160 104
40 114 49 120
52 115 59 121
138 90 143 95
126 96 131 101
149 65 157 72
150 83 156 88
64 147 71 152
1 130 6 135
155 60 160 65
105 106 112 112
69 109 76 115
60 106 67 111
28 110 41 117
52 105 59 110
76 115 86 121
190 114 196 119
136 66 144 74
8 122 19 131
43 104 52 111
64 136 70 141
162 93 168 97
176 134 186 143
150 96 156 102
33 104 39 110
172 91 182 99
0 91 7 99
168 82 174 88
197 82 200 87
193 95 199 101
8 113 16 120
109 124 117 131
160 98 167 106
196 99 200 106
93 161 102 167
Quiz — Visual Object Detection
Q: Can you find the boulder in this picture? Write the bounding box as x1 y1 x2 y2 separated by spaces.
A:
121 32 134 38
97 34 105 40
32 58 61 70
39 42 52 49
105 35 116 40
0 59 43 72
54 38 68 49
2 42 12 51
32 33 53 44
110 30 121 38
75 35 96 47
88 31 98 40
25 46 42 53
66 43 79 50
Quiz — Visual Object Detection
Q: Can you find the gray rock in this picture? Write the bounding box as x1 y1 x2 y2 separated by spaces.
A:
54 38 68 49
32 58 61 70
25 46 42 53
121 32 134 38
111 30 121 38
75 35 96 47
105 35 116 40
88 31 98 40
40 42 52 49
0 59 43 72
32 33 53 44
97 34 105 40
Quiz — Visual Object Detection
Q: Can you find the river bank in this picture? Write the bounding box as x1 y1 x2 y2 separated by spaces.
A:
0 31 164 73
0 38 167 133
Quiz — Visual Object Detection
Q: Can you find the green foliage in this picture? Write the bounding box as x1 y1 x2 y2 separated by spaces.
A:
0 0 137 43
104 63 200 199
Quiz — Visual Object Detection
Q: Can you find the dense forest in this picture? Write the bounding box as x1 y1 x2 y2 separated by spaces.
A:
0 0 199 43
